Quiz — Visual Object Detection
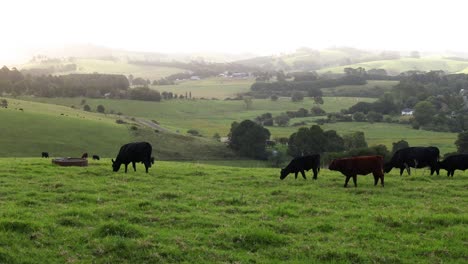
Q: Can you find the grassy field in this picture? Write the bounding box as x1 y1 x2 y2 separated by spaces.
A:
150 77 255 99
0 98 234 159
0 158 466 263
318 57 468 75
321 80 399 97
17 96 459 154
20 58 185 81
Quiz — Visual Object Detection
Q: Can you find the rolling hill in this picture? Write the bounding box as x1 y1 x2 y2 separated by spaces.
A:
0 98 234 159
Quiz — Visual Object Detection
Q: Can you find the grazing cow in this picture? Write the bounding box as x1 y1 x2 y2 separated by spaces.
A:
92 155 100 160
329 155 384 187
112 142 153 173
41 152 49 158
81 153 88 159
437 154 468 177
384 147 439 176
280 155 320 180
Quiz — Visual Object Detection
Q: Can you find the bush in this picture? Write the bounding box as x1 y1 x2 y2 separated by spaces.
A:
311 106 326 116
115 119 126 124
353 112 366 122
83 104 91 111
187 129 200 136
366 111 383 123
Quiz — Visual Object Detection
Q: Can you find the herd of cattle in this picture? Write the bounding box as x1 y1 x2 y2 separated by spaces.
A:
42 142 467 187
280 146 467 187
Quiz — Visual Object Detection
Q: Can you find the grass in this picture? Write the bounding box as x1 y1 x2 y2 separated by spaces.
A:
0 97 234 159
318 57 468 75
15 96 459 154
321 80 399 97
0 158 466 262
150 77 255 99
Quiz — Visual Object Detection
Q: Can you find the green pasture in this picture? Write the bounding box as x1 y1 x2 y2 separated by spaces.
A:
150 77 255 99
0 98 234 159
16 96 459 154
0 158 466 263
318 57 468 75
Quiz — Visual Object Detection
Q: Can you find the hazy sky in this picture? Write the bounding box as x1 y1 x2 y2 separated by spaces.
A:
2 0 468 63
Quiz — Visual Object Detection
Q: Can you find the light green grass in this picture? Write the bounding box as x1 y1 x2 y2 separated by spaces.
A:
16 96 459 154
0 158 466 263
0 98 234 159
150 77 255 99
318 57 468 75
20 58 185 80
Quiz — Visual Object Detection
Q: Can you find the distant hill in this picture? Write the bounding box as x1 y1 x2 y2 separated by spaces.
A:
317 57 468 75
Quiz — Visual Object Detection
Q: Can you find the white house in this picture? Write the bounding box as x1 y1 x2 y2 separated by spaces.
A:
401 108 414 116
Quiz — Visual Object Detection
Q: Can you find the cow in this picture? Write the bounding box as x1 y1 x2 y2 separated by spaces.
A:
112 142 153 173
280 155 320 180
81 153 88 159
92 155 100 160
328 155 384 188
437 154 468 177
41 152 49 158
384 147 439 176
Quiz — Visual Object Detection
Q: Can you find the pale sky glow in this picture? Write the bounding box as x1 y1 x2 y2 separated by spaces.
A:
1 0 468 63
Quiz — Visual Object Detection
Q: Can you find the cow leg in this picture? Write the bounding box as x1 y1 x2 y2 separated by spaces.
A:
312 167 318 180
352 175 357 187
381 174 385 187
400 167 405 176
344 175 351 188
300 170 306 180
450 170 455 177
373 173 379 186
145 163 149 173
132 162 136 172
294 172 298 179
124 163 128 173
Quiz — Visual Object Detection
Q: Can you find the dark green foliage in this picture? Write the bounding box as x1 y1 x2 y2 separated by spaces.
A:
96 104 105 113
392 140 410 153
311 106 326 116
83 104 91 111
366 111 383 123
287 125 344 156
0 99 7 108
129 87 161 101
187 129 200 136
274 114 290 127
414 101 436 126
343 131 368 150
455 131 468 153
291 92 304 102
353 111 366 121
229 120 271 159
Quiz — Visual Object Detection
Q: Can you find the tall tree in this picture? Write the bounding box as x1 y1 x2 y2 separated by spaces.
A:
229 120 270 159
455 131 468 153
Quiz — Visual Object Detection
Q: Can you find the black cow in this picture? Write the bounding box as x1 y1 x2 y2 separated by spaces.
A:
437 154 468 177
280 155 320 180
112 142 153 173
41 152 49 158
384 147 440 176
81 152 88 159
92 155 100 160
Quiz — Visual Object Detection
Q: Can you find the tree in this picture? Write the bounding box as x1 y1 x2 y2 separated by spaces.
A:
353 112 366 122
414 101 436 126
229 120 271 159
291 92 304 102
343 131 367 150
276 70 286 82
243 96 253 110
392 140 409 153
313 96 324 105
0 99 7 108
455 131 468 153
83 104 91 111
288 126 324 157
311 106 326 116
274 113 290 127
96 105 105 113
270 95 278 101
366 111 383 123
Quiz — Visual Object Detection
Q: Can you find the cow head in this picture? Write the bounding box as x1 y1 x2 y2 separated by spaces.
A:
328 160 338 171
111 159 121 172
383 163 393 173
280 168 289 180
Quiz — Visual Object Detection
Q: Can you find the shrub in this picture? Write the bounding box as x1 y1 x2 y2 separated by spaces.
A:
187 129 200 136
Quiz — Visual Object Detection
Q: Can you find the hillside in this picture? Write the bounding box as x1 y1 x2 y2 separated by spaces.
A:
19 58 185 81
318 57 468 75
19 96 459 154
0 159 466 262
0 98 234 159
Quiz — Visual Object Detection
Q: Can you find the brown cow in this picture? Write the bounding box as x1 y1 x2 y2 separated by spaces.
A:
328 155 384 187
